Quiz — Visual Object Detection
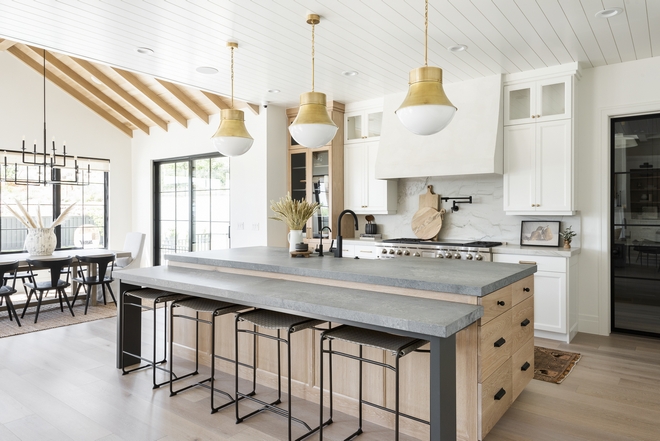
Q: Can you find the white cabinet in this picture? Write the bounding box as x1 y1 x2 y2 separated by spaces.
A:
503 119 573 214
493 253 579 343
345 110 383 143
344 141 397 214
504 76 571 125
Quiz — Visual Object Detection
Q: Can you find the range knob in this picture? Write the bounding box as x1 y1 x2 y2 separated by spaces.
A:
396 249 403 256
453 252 462 259
381 248 388 254
389 249 395 255
413 252 421 257
475 253 483 261
437 252 444 258
403 250 410 256
466 253 473 260
445 252 452 259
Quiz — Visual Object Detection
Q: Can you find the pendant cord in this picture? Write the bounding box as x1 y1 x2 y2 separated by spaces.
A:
311 22 315 92
230 46 234 109
43 49 47 163
425 0 429 66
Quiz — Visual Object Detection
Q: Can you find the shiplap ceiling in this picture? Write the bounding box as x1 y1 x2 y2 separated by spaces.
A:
1 0 659 113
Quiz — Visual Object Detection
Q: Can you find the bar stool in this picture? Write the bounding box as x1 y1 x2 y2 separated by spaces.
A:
319 325 429 440
121 288 190 388
235 309 327 441
169 297 247 413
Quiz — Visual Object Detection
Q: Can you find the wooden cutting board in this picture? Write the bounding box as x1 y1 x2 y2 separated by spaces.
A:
419 185 440 210
411 207 446 240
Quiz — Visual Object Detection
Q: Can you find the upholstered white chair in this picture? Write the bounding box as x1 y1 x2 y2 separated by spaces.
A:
110 232 146 297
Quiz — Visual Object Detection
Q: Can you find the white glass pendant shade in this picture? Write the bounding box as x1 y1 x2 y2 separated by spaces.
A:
289 91 338 148
396 66 456 136
211 109 254 157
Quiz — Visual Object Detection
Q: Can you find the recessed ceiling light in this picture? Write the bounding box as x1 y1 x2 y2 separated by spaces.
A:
136 47 154 55
342 70 359 77
196 66 218 74
448 44 468 52
90 75 103 85
595 7 622 18
268 89 280 93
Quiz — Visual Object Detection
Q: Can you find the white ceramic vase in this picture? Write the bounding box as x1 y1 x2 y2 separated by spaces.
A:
24 227 57 256
287 229 304 252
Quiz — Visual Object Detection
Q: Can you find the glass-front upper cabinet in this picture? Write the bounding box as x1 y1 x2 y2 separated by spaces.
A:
504 76 571 125
311 151 330 239
345 110 383 142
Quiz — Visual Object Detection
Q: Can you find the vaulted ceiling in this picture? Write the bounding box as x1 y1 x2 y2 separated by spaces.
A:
1 0 659 135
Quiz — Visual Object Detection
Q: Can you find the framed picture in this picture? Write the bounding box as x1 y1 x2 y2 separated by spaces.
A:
520 220 561 247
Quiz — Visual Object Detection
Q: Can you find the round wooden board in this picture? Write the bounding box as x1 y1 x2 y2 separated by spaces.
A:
411 207 445 239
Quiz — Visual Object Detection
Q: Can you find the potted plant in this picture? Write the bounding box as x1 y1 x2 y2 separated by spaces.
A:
270 194 319 252
559 225 576 249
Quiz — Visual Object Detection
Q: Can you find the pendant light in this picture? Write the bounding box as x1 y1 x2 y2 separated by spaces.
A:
288 14 338 149
211 42 254 157
396 0 456 136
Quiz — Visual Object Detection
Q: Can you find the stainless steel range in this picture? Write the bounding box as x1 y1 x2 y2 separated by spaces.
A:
375 239 502 261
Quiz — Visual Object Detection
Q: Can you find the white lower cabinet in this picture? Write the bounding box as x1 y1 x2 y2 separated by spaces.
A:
493 253 578 342
344 141 397 214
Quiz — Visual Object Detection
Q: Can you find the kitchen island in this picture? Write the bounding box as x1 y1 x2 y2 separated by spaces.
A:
116 247 536 441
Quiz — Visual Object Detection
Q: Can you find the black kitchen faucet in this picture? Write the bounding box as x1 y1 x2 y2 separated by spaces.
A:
334 210 358 258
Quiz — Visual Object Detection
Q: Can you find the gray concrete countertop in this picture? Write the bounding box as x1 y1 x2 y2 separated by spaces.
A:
493 244 581 257
116 265 482 338
165 247 536 296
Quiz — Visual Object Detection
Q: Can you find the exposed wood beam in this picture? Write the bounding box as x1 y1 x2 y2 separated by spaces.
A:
157 80 209 124
201 91 229 110
7 46 132 137
245 103 260 116
73 59 169 132
23 46 150 135
114 68 188 128
0 39 17 51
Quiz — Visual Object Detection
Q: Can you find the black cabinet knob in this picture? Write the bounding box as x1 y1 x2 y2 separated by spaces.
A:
523 287 530 292
494 388 507 401
494 337 506 348
497 300 506 306
521 362 531 371
521 318 530 327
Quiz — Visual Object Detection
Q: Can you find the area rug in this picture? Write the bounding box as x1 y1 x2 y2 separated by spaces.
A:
534 346 581 384
0 302 117 338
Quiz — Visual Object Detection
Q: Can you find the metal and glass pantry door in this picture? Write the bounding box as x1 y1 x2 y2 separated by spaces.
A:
154 155 230 265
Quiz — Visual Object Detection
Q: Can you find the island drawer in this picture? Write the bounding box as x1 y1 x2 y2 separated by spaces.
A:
479 309 513 381
479 286 512 325
510 295 534 353
478 357 512 440
510 275 534 306
512 338 534 401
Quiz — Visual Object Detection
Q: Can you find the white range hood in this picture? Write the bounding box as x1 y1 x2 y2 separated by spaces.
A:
375 74 503 179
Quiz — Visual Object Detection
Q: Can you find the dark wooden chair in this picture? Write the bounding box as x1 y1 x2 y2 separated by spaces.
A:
0 261 21 327
21 257 75 324
71 254 116 315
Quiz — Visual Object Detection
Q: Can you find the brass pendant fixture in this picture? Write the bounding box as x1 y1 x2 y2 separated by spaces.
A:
211 42 254 157
288 14 338 149
396 0 456 136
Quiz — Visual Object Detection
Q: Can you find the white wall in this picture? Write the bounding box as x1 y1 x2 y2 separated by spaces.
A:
0 52 133 250
577 56 660 335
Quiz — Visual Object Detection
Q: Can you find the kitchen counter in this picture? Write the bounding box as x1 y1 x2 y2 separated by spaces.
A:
492 243 580 257
165 246 536 296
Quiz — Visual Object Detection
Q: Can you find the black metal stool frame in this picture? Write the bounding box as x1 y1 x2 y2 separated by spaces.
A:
120 289 189 389
234 313 330 441
169 300 253 413
319 330 429 441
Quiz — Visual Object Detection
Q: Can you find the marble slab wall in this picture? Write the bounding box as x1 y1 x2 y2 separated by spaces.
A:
360 175 581 246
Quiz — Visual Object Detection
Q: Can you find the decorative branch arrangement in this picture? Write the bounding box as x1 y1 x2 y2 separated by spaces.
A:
270 193 319 230
3 199 77 229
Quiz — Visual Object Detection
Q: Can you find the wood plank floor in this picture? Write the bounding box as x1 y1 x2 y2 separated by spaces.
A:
0 316 659 440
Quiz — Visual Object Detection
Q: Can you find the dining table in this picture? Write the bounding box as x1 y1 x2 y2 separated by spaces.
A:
0 248 131 305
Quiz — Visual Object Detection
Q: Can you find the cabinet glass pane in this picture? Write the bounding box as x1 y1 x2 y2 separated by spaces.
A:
311 151 330 238
290 152 306 201
509 88 531 120
541 82 565 117
367 112 383 137
346 115 362 140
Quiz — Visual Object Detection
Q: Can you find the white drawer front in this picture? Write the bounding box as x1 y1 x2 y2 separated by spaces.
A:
493 254 566 273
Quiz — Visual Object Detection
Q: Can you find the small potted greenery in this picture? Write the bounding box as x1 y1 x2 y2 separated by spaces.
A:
559 225 576 249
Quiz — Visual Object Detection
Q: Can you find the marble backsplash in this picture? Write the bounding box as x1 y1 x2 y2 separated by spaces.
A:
360 175 581 246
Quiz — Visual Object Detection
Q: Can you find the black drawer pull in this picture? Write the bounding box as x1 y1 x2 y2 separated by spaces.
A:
523 287 530 292
497 300 506 306
494 337 506 348
494 388 507 401
521 362 531 371
521 318 530 327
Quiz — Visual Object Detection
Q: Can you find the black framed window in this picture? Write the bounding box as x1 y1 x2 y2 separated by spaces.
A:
153 153 230 265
